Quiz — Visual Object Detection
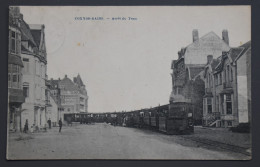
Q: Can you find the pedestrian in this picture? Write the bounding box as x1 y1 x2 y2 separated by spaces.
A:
23 119 29 133
47 118 51 129
59 118 62 133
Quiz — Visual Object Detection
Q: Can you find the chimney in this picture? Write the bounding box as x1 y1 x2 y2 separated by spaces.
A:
222 29 229 45
207 55 213 64
65 75 67 78
192 29 199 42
58 78 60 81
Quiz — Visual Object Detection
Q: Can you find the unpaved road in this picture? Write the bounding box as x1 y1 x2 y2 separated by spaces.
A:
7 123 249 160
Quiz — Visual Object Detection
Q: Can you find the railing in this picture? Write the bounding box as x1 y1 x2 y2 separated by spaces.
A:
203 112 221 126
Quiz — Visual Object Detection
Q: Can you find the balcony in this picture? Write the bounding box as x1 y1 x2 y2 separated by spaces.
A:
8 88 25 103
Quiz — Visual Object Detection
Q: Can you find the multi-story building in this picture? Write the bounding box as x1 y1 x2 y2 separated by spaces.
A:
58 74 88 122
203 41 251 127
8 7 25 132
20 17 48 130
170 29 231 124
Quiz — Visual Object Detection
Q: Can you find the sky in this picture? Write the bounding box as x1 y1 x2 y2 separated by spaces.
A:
20 6 251 113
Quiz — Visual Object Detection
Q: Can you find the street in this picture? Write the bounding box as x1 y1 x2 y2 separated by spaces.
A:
7 123 249 160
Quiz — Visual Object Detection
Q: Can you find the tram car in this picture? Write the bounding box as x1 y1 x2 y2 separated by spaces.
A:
166 102 194 134
132 110 143 128
143 109 151 128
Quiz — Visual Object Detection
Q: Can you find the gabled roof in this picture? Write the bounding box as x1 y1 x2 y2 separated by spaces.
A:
29 25 43 47
229 47 244 62
211 59 220 70
20 19 37 46
185 31 229 50
204 59 220 77
234 41 251 62
188 66 205 80
59 77 80 92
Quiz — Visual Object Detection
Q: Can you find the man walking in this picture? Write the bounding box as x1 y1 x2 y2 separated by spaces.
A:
47 118 51 129
58 118 62 133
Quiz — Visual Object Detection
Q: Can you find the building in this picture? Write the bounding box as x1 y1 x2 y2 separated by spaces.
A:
203 41 251 127
58 74 88 122
46 79 64 126
235 41 251 125
20 17 48 130
170 29 231 125
8 7 25 132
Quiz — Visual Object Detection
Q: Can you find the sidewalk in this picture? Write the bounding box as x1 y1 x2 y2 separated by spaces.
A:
192 126 251 149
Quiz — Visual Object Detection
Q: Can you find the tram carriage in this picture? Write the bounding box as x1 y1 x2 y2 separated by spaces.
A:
166 102 194 134
63 102 194 135
150 108 158 130
143 109 151 128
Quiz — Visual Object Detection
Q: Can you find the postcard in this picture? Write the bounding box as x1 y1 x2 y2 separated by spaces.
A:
7 6 251 160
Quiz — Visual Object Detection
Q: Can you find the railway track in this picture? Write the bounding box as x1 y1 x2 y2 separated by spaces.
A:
181 135 251 156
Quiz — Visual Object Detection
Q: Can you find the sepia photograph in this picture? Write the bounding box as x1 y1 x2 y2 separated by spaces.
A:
7 6 251 160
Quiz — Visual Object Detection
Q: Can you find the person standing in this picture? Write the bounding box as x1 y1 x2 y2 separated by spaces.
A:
23 119 29 133
58 118 62 133
47 118 51 129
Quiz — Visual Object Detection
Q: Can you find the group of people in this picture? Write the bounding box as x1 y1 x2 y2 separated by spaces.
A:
23 118 63 133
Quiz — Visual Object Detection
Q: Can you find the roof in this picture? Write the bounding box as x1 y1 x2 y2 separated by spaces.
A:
20 19 37 46
211 59 220 71
59 76 80 92
229 47 244 61
188 66 205 79
30 29 41 47
73 74 85 87
235 41 251 61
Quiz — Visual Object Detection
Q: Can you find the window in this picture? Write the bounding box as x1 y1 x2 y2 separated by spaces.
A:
22 58 30 73
23 83 29 98
9 30 20 54
10 31 16 53
215 75 218 86
226 94 232 114
8 64 21 89
207 98 212 114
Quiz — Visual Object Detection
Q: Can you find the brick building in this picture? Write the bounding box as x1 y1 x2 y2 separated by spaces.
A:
170 29 231 125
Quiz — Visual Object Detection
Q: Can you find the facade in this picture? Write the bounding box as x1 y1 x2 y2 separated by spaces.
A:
236 41 251 124
170 30 231 125
8 7 25 132
58 74 88 122
20 17 48 130
47 79 64 125
203 41 251 127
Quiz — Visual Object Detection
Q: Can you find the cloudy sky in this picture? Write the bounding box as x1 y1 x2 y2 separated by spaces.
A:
20 6 250 113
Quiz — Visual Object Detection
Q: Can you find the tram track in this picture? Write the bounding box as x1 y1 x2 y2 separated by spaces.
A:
180 135 251 156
